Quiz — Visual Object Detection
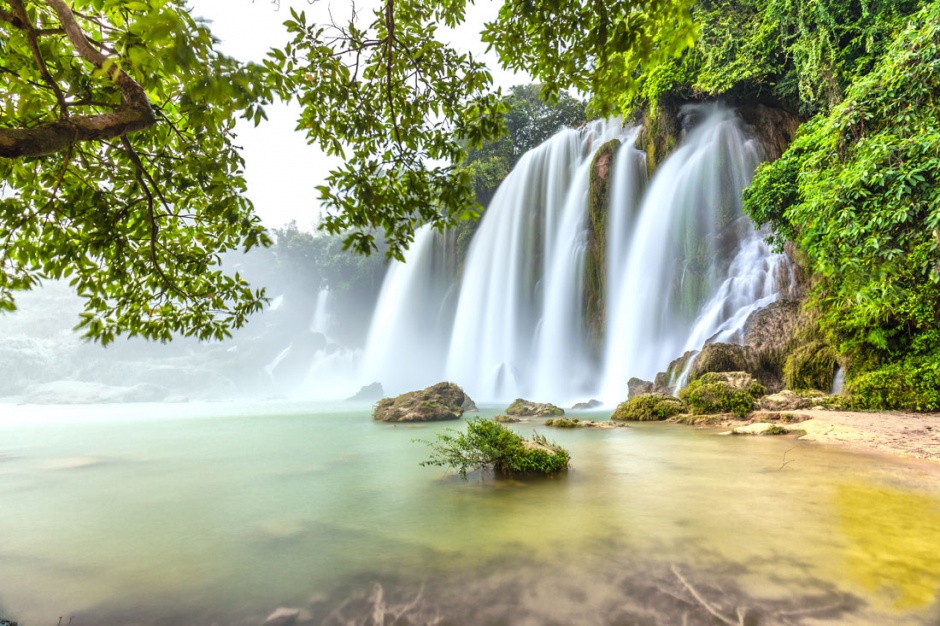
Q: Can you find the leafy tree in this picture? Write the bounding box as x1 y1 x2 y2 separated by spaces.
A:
1 0 698 342
466 84 587 203
0 0 275 343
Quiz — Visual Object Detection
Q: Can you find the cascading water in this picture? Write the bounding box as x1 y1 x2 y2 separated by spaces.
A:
447 120 627 402
601 104 783 400
360 226 458 393
362 104 784 405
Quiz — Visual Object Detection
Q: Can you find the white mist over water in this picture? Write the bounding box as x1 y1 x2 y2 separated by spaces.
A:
361 105 786 404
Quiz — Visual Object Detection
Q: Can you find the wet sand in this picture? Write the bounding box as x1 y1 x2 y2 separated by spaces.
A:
786 409 940 462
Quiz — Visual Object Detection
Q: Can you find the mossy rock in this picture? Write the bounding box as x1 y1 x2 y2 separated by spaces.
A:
611 394 685 421
494 414 520 423
678 372 766 417
784 341 837 391
373 382 474 422
544 417 580 428
688 343 749 381
505 398 565 417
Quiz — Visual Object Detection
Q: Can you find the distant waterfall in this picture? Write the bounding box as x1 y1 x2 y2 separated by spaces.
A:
601 104 783 400
361 104 784 404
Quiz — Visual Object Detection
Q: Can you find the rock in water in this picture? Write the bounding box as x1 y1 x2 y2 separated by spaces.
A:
505 398 565 417
346 382 384 401
571 399 603 410
372 382 474 422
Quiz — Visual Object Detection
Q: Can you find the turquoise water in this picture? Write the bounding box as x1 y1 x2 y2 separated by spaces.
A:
1 402 939 625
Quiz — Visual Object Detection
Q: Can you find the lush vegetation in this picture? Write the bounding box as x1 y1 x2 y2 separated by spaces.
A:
743 1 940 409
611 394 685 421
678 373 766 417
419 417 569 479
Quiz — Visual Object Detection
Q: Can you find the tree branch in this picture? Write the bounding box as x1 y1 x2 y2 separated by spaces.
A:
0 0 155 158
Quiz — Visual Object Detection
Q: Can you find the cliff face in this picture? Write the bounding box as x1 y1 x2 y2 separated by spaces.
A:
584 138 621 359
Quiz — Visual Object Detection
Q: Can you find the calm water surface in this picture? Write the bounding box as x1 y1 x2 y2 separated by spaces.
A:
1 402 939 625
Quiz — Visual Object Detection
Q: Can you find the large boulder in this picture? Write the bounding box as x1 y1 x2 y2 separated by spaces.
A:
687 343 749 381
627 377 655 398
742 299 802 392
372 382 474 423
505 398 565 417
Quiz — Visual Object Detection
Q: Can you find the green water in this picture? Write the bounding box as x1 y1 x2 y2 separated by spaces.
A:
1 402 939 625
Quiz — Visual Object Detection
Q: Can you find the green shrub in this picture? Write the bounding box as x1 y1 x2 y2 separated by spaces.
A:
418 418 570 479
846 354 940 412
679 373 764 417
611 394 685 421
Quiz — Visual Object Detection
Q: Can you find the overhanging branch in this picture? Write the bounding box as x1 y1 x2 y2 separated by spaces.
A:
0 0 155 158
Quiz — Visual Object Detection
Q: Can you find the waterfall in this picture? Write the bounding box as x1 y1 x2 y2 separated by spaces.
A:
310 286 331 335
360 226 457 393
361 104 784 405
446 120 627 402
601 104 783 401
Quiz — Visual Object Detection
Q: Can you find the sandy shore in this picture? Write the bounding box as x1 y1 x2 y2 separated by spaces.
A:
778 409 940 462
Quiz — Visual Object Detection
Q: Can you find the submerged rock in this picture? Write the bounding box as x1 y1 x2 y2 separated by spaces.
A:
263 606 310 625
505 398 565 417
346 382 384 402
372 382 474 423
545 418 626 429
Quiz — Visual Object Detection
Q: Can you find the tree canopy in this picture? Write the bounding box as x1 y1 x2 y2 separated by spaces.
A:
0 0 696 342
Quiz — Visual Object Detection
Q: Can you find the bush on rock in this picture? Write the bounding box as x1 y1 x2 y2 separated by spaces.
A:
418 418 570 479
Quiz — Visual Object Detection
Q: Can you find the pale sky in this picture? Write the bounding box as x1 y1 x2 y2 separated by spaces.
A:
186 0 525 230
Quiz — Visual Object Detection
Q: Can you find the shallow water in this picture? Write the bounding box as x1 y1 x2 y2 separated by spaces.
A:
1 402 939 625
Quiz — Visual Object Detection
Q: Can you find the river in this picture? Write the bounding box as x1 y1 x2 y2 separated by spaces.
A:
1 401 938 625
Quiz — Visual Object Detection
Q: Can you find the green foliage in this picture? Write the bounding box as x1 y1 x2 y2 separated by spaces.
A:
744 2 940 399
846 354 940 412
466 84 587 203
484 0 698 117
418 417 569 479
611 395 685 421
635 0 922 116
273 2 507 262
0 0 275 343
678 373 765 416
783 341 838 391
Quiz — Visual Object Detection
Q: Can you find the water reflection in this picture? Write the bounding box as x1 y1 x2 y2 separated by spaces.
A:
837 483 940 611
